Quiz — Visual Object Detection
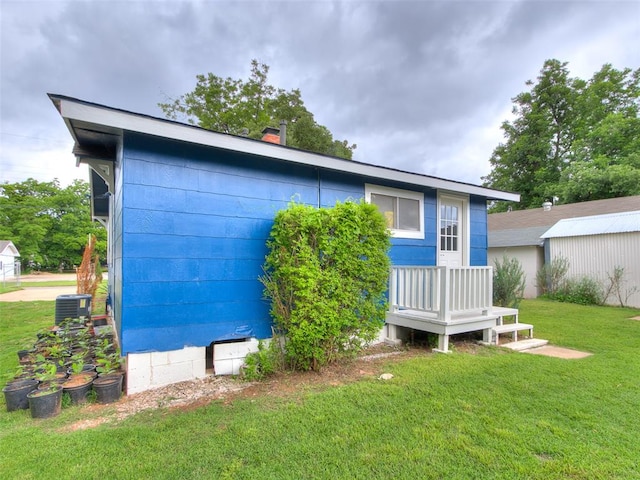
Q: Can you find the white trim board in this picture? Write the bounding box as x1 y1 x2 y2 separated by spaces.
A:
50 94 520 202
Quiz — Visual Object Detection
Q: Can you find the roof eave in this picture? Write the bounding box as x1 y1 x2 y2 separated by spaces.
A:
48 94 520 202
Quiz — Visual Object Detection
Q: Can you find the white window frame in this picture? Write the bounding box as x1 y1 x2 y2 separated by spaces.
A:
365 184 424 239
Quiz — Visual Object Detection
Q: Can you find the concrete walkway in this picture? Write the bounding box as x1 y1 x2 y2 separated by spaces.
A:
0 286 77 302
1 272 78 302
523 345 593 359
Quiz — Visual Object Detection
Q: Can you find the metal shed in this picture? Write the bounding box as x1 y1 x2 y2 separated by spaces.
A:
541 211 640 308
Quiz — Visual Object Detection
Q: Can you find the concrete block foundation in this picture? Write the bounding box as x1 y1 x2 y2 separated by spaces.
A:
126 346 206 395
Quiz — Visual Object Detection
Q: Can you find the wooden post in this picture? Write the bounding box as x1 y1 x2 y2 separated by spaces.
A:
440 267 450 322
389 267 397 312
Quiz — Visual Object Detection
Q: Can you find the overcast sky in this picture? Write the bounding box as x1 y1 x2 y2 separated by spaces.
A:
1 0 638 188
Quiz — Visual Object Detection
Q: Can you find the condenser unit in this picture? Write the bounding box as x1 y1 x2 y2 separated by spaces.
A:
55 294 92 325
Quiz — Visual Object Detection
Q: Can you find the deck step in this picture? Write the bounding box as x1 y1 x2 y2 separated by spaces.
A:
502 338 549 351
492 323 533 334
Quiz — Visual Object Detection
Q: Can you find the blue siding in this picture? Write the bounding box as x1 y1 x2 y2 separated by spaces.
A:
118 133 322 354
318 171 363 207
469 195 488 266
114 132 490 355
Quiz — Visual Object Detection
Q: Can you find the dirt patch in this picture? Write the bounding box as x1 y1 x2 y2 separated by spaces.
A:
630 316 640 321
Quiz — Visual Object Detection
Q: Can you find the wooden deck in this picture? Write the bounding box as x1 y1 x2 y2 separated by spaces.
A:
385 266 535 352
386 308 498 352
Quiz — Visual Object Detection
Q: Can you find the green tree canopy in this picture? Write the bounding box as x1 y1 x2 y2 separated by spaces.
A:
0 179 106 270
159 60 356 159
483 60 640 211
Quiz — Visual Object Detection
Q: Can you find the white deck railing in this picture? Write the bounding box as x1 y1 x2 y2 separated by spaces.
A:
389 266 493 322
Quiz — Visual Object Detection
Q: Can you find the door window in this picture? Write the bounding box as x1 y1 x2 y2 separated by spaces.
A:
440 204 459 252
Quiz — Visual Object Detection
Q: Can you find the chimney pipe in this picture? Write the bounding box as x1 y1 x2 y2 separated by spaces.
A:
279 120 287 146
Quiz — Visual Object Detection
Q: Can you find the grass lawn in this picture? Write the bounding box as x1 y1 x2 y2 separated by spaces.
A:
1 299 639 479
19 281 78 287
0 285 21 294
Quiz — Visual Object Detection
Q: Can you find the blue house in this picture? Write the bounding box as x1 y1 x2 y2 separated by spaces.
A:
51 94 519 393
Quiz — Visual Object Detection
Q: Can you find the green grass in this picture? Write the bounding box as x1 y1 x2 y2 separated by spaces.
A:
1 299 639 479
19 281 78 287
0 285 21 294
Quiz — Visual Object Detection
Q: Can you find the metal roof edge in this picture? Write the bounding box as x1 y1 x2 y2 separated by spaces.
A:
541 210 640 238
48 94 520 202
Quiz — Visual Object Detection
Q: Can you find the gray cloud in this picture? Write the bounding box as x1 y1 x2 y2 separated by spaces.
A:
1 0 638 186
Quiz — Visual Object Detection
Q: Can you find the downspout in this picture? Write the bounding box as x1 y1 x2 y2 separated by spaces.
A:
317 168 321 208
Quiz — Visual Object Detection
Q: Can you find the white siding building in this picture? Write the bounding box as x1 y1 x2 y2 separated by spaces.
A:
0 240 20 281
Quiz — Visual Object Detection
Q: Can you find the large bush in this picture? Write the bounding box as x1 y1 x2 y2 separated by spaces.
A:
260 201 391 371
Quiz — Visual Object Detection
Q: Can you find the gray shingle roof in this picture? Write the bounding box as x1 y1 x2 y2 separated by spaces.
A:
489 226 549 247
489 196 640 231
488 196 640 248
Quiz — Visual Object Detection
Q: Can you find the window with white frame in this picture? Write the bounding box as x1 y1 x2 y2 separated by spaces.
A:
365 184 424 239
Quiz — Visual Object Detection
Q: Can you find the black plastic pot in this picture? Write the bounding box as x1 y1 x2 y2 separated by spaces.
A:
93 374 123 404
92 318 108 327
17 349 33 361
2 379 39 412
27 385 63 419
63 375 94 405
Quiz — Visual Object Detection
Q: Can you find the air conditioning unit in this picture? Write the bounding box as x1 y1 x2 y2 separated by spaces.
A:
55 294 92 325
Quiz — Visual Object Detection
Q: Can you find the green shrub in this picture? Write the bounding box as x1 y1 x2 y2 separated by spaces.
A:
552 276 605 306
261 200 391 371
536 256 569 295
604 266 639 307
241 339 283 381
493 255 526 308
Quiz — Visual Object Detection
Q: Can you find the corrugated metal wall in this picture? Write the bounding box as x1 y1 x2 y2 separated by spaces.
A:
548 232 640 308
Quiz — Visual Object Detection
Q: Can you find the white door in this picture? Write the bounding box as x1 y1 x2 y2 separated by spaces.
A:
438 197 465 267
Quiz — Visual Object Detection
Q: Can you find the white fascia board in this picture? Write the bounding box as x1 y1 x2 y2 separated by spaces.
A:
57 97 520 202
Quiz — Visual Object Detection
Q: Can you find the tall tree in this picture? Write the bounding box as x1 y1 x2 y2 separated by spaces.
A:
483 60 640 211
0 179 106 270
160 60 356 159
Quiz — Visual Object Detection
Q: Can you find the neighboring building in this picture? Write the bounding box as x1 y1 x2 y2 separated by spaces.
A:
541 210 640 308
0 240 20 280
488 196 640 300
50 94 518 393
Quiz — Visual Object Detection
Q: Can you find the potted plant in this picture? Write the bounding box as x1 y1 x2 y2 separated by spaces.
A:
35 362 65 388
95 352 121 377
67 353 95 377
93 351 123 404
17 347 35 363
63 369 94 405
3 378 39 412
12 364 36 381
26 384 63 418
